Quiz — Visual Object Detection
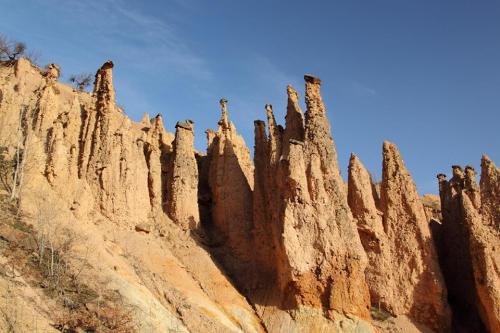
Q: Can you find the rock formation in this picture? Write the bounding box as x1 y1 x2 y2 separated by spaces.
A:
348 143 451 332
252 76 371 329
206 99 254 245
166 120 199 230
0 58 265 333
347 154 387 305
437 166 486 331
1 56 499 333
438 157 500 332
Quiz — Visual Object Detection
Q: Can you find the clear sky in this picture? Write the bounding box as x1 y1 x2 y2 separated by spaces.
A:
1 0 499 194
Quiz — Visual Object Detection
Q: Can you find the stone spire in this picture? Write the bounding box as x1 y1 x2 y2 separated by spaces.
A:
378 141 450 331
93 60 115 113
254 74 372 325
217 98 229 131
282 85 305 158
167 120 199 230
480 155 500 228
265 104 282 165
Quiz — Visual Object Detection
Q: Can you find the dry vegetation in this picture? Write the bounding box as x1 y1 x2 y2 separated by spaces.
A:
0 148 136 332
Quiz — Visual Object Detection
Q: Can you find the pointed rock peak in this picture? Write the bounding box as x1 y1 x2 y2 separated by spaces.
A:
348 153 373 190
206 129 216 148
265 104 277 129
349 153 369 179
348 153 371 186
218 98 229 130
347 152 381 231
141 113 151 127
152 114 163 129
480 155 499 195
382 141 411 187
265 103 273 116
286 84 304 117
481 154 496 172
382 141 402 164
349 152 359 165
283 85 305 155
287 84 299 102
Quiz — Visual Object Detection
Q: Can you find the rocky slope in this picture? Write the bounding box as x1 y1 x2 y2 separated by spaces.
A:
0 57 498 333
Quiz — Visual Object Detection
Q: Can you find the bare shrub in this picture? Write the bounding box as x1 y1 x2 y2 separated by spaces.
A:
0 34 26 62
0 146 15 195
68 73 93 91
54 302 135 333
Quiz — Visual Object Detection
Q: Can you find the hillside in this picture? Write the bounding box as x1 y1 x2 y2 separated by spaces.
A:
0 58 498 333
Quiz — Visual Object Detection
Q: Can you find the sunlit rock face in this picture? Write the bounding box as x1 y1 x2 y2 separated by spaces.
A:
1 56 498 333
250 75 372 331
348 143 451 332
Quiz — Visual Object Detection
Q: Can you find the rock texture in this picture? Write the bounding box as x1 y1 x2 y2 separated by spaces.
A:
437 166 487 332
252 76 372 330
1 56 499 333
166 120 199 230
438 157 500 332
0 59 264 333
204 98 255 277
348 143 451 332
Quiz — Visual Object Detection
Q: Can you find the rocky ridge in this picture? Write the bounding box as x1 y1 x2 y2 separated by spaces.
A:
0 57 498 333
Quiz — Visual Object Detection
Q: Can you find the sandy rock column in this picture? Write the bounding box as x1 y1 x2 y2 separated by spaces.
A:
167 120 200 230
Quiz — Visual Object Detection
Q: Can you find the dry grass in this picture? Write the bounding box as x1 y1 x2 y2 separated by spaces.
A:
0 194 137 332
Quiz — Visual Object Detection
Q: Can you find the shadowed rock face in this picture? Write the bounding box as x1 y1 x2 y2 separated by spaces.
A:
0 59 267 333
204 98 256 288
437 165 488 332
347 154 387 304
252 75 372 329
348 143 451 332
437 157 500 333
458 157 500 333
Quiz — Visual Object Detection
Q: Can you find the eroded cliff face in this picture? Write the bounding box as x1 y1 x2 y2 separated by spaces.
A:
438 157 500 333
348 143 451 332
1 57 499 333
203 98 256 288
250 76 372 331
0 58 264 333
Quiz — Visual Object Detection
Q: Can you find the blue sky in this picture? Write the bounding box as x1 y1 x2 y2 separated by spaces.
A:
1 0 499 194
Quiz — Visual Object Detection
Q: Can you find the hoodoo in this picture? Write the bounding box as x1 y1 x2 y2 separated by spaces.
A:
438 156 500 332
348 143 450 332
251 75 372 332
0 56 497 333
